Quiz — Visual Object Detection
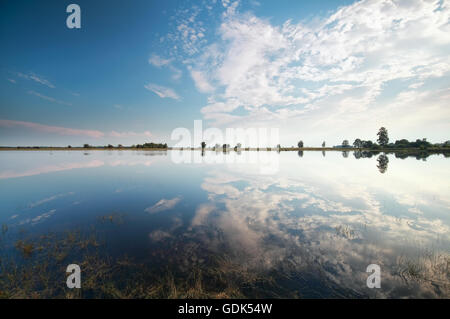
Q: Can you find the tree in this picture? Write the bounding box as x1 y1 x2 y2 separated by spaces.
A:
83 144 90 148
353 138 362 149
201 141 206 150
377 127 389 146
342 140 349 147
322 141 326 148
298 141 304 148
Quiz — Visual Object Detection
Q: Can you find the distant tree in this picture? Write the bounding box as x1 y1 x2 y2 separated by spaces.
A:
236 143 242 149
201 141 206 150
377 127 389 146
118 144 123 148
107 144 114 148
353 138 363 149
342 140 349 147
67 145 72 149
322 141 326 148
83 144 90 148
298 141 304 148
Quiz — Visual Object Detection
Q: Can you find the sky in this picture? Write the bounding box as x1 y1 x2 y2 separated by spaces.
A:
0 0 449 147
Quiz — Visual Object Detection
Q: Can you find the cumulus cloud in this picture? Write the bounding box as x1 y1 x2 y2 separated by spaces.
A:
144 83 181 100
168 0 450 144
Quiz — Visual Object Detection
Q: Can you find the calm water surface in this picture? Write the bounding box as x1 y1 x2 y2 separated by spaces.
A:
0 150 449 298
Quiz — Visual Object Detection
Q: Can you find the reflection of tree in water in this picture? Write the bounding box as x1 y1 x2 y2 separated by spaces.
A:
342 151 349 158
298 151 303 157
353 150 378 159
322 150 326 157
377 154 389 174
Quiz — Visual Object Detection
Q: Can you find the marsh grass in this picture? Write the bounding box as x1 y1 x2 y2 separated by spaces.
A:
2 217 449 299
0 220 290 299
396 249 450 295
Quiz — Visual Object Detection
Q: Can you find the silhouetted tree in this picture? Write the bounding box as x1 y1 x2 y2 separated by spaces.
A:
83 144 90 148
298 141 304 148
377 127 389 146
201 141 206 150
322 141 326 148
297 151 303 157
353 138 363 149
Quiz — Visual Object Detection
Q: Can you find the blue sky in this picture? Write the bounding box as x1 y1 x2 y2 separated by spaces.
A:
0 0 449 147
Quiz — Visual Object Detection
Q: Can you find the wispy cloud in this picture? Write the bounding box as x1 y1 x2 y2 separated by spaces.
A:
109 130 152 138
0 119 155 140
166 0 450 143
0 119 105 138
28 90 72 106
17 72 55 88
7 78 16 84
148 54 172 67
149 54 183 80
144 83 180 100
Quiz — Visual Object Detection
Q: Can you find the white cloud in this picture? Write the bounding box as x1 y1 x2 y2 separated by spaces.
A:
28 90 72 106
169 0 450 144
144 83 181 100
148 54 173 67
0 119 155 141
109 130 152 138
189 67 215 93
17 72 55 88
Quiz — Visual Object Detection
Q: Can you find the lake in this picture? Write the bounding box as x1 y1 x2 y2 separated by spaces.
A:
0 150 449 298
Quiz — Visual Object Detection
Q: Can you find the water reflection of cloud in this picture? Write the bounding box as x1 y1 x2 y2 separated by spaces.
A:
19 209 56 225
28 192 74 208
189 155 450 297
0 153 164 179
145 196 182 214
0 160 104 179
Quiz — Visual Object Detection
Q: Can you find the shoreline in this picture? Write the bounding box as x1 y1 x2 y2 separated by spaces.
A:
1 147 449 152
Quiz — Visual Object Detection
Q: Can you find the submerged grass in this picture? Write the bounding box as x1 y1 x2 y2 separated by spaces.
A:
0 223 291 299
